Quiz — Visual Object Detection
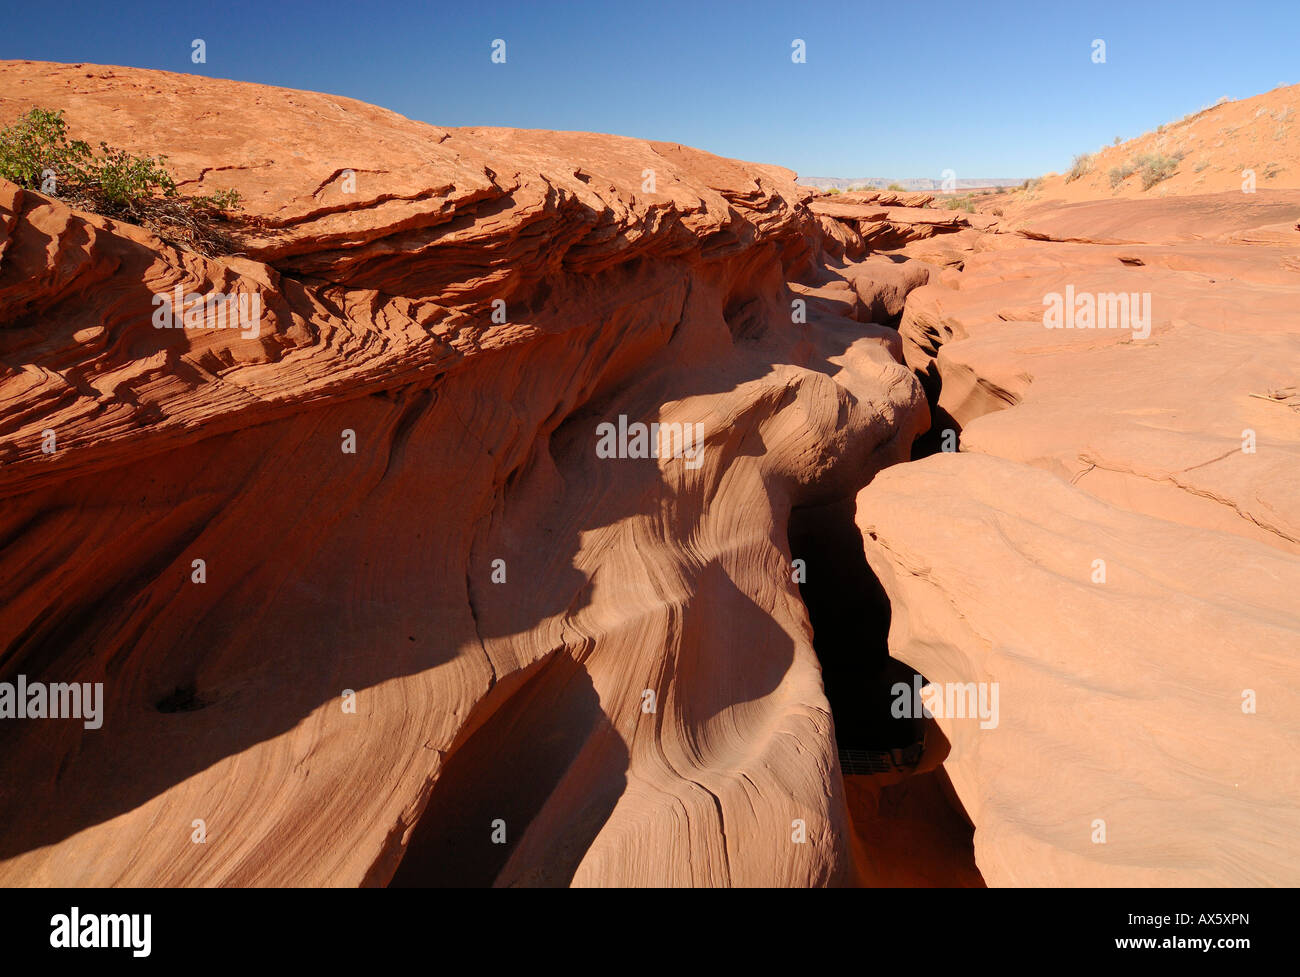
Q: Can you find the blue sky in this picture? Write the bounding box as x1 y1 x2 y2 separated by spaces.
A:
3 0 1296 179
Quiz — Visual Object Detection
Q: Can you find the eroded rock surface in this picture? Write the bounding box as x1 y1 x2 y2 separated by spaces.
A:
859 454 1300 885
4 60 1294 889
899 195 1300 552
0 62 933 886
860 182 1300 885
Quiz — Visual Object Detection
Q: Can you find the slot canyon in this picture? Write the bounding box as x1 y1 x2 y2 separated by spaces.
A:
1 61 1297 888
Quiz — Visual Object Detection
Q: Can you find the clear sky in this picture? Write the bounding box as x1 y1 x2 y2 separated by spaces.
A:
2 0 1296 179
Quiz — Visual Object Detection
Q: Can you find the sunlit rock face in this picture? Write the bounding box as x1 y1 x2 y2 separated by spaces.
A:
4 61 1296 889
0 62 930 886
869 171 1300 886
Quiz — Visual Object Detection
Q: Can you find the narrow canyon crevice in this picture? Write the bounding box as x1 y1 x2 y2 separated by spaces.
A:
907 368 963 461
788 500 920 756
788 496 985 887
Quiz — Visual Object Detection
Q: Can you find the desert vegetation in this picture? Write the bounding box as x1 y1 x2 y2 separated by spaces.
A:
1136 151 1183 189
0 107 244 254
1065 152 1093 183
1108 161 1136 188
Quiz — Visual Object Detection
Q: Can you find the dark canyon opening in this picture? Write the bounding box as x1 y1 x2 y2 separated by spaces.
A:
787 494 985 887
787 498 925 758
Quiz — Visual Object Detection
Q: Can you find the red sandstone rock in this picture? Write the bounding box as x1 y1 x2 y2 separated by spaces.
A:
3 59 1297 890
858 453 1300 885
898 195 1300 553
0 61 928 886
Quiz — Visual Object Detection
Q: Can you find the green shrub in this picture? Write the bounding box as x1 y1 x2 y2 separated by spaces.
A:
1108 161 1136 188
90 143 177 207
886 182 905 191
0 106 243 254
0 108 93 191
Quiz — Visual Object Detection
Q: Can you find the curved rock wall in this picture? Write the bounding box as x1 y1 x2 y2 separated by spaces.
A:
0 62 930 886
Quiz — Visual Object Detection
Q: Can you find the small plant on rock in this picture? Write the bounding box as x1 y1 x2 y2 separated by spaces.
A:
0 106 245 255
